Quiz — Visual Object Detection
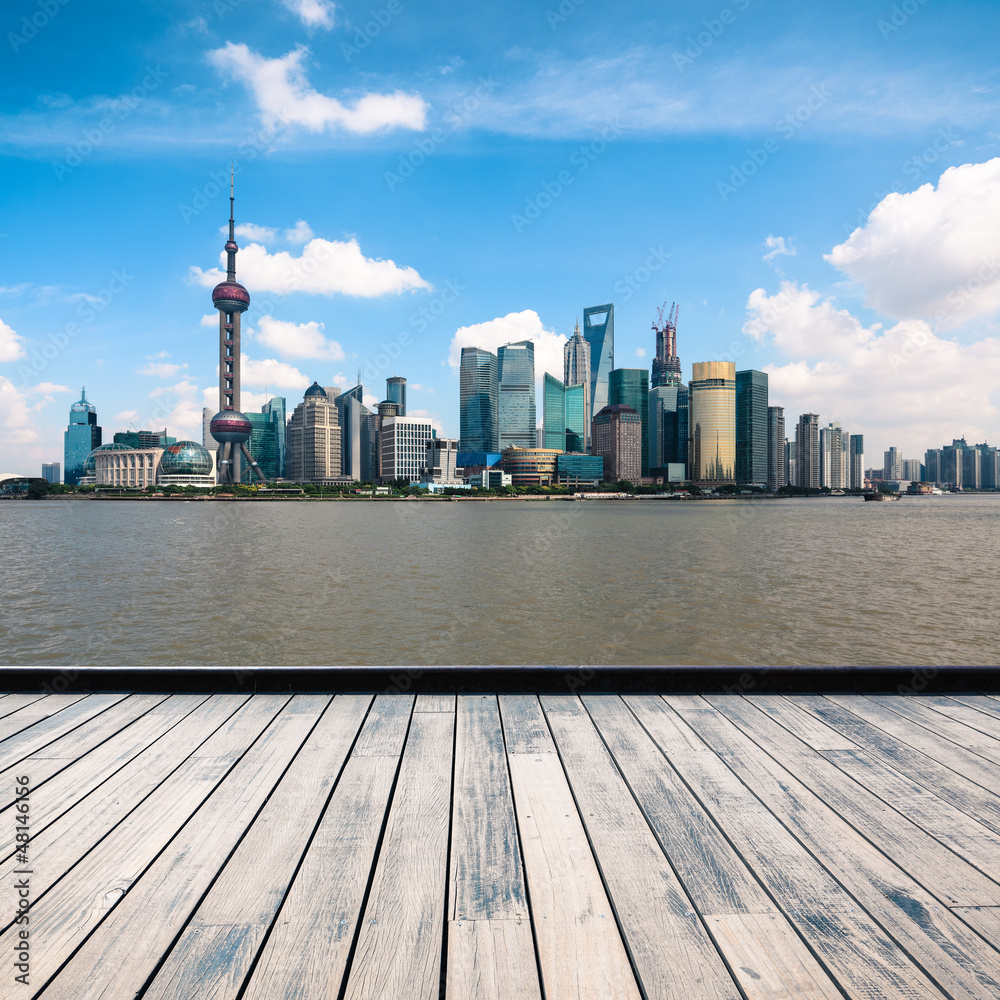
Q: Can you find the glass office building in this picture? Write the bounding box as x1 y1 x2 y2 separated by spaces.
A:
386 376 406 416
63 388 102 485
543 374 587 452
583 304 614 421
735 369 768 485
262 397 286 477
649 383 688 477
688 362 736 484
609 368 649 476
497 341 536 450
459 347 499 452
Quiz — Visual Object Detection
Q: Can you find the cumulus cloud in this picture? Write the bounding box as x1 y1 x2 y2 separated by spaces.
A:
284 0 335 30
253 315 345 361
200 314 217 327
232 222 278 242
0 376 34 447
0 318 26 363
137 361 187 377
763 235 796 264
743 282 1000 456
284 219 314 244
447 311 568 400
635 347 647 358
209 43 427 134
189 237 430 298
826 158 1000 327
241 355 311 390
407 407 445 436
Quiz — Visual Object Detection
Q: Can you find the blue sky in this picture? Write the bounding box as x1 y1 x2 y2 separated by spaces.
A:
2 0 1000 474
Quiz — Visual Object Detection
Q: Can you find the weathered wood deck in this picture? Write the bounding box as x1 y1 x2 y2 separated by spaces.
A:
3 691 1000 999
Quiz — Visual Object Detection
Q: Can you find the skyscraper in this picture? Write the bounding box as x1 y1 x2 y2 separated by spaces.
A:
63 388 101 485
335 385 372 482
651 303 681 388
924 447 941 484
609 368 649 476
42 462 60 484
386 376 406 416
459 346 499 452
583 304 614 422
497 340 535 450
850 434 865 490
591 404 641 483
262 397 287 477
820 422 848 489
688 362 736 484
767 406 785 489
286 383 341 483
563 324 591 451
543 373 566 451
206 171 268 484
883 446 902 481
795 414 820 488
735 369 768 484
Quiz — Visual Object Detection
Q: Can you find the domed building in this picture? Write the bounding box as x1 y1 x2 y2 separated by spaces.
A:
92 440 216 489
157 442 215 486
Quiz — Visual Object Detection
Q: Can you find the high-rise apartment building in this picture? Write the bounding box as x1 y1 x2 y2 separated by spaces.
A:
767 406 785 489
688 362 736 484
820 422 848 489
42 462 60 484
883 446 902 481
785 438 795 487
735 369 768 484
583 304 614 422
64 388 102 486
850 434 865 490
286 383 341 483
563 322 591 447
795 413 820 488
497 340 536 450
379 415 435 483
976 443 999 488
591 404 641 483
609 368 649 476
902 458 923 482
924 448 941 483
459 346 499 452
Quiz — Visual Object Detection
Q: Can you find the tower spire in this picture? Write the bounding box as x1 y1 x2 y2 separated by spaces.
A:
226 164 237 282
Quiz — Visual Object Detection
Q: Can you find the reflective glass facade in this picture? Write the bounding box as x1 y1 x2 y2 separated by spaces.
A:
64 389 102 485
459 347 499 452
735 369 768 484
542 373 566 450
499 447 560 486
583 304 614 420
689 362 736 484
609 368 649 476
565 383 586 453
243 413 280 482
386 377 406 415
556 452 604 486
498 341 536 450
262 397 286 477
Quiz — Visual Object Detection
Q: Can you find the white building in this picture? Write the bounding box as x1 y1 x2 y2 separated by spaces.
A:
421 438 463 484
379 415 435 483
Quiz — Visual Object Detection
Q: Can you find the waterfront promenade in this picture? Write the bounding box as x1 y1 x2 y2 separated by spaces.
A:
3 689 1000 998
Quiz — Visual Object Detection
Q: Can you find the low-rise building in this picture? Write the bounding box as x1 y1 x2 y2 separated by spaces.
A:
500 447 560 486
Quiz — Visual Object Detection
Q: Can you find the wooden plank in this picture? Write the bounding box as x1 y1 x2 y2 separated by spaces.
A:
0 692 49 720
141 694 373 1000
621 693 712 752
241 694 412 1000
351 694 414 754
344 710 454 1000
866 695 1000 762
590 695 776 915
542 695 741 1000
34 696 330 1000
504 737 642 999
0 694 89 752
950 906 1000 950
918 696 1000 742
788 695 1000 836
744 694 858 750
706 913 844 1000
446 920 541 1000
706 695 1000 906
949 695 1000 725
416 693 456 712
669 696 1000 1000
0 695 276 929
498 694 556 753
450 695 527 922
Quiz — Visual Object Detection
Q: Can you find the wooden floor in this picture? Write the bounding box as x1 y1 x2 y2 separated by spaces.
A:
3 692 1000 999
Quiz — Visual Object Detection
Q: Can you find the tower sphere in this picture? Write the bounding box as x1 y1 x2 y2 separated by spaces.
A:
209 410 252 444
212 280 250 313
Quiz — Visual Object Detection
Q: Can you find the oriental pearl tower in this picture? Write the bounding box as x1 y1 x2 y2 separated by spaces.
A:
208 170 268 484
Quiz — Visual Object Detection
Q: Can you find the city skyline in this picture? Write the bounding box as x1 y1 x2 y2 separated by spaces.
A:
2 1 1000 475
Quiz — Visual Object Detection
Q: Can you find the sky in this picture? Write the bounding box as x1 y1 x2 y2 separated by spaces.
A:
2 0 1000 475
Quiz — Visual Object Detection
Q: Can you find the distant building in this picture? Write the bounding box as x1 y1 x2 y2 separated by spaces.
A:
651 304 681 389
767 406 785 489
113 428 174 448
785 438 795 487
924 448 941 484
64 388 102 486
795 413 820 488
498 341 536 450
262 397 287 477
459 346 499 452
609 368 649 476
941 439 967 487
563 323 591 444
820 422 848 489
469 469 512 489
976 444 999 488
961 445 981 489
592 403 641 483
689 362 736 485
422 438 462 484
500 447 560 486
335 386 372 482
93 441 215 489
583 304 614 421
902 458 923 482
379 415 435 484
735 370 768 484
850 434 865 490
42 463 60 484
883 446 903 481
286 383 341 483
386 376 406 416
543 374 587 453
557 452 604 487
243 412 280 482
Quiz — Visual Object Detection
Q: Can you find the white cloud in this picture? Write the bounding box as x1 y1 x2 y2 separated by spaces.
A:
409 382 433 393
0 318 25 363
407 407 445 436
253 315 345 361
363 392 379 409
189 237 430 298
113 409 141 425
826 158 1000 327
284 0 335 30
284 219 314 244
241 355 311 390
448 311 567 388
0 376 35 446
200 314 217 327
145 350 172 360
30 382 69 394
763 235 796 264
208 43 427 134
743 282 1000 456
137 362 187 377
232 222 278 242
635 347 647 358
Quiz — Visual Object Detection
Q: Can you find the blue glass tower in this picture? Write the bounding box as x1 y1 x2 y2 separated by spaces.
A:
498 340 535 450
609 368 649 476
459 346 499 452
63 388 101 485
583 303 614 421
